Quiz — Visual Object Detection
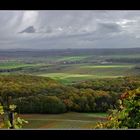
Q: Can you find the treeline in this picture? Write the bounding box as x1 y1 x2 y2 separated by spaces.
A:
0 75 140 114
0 67 25 72
14 89 116 113
107 58 140 63
73 77 140 92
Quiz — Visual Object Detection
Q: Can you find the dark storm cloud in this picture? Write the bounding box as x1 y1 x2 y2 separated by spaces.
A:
0 10 140 49
19 26 36 33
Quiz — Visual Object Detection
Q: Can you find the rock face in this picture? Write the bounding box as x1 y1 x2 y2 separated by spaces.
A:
19 26 36 33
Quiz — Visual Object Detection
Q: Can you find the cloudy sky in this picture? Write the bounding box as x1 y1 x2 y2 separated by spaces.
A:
0 10 140 49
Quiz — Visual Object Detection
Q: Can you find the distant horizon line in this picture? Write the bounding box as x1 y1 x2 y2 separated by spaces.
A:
0 47 140 51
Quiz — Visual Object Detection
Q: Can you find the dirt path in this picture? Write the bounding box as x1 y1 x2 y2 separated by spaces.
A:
26 118 99 122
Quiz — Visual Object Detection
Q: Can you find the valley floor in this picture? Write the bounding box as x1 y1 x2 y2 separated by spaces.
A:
20 112 107 129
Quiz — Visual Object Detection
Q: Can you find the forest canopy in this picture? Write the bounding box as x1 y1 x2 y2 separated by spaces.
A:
0 75 140 114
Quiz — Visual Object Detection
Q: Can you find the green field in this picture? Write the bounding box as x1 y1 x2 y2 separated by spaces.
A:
0 53 140 84
37 64 138 84
20 112 107 129
0 60 139 84
38 72 121 84
0 61 38 70
81 64 134 68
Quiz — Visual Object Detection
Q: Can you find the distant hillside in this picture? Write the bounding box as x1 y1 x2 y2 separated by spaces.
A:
0 48 140 58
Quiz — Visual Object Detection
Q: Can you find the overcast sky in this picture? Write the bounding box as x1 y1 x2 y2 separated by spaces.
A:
0 10 140 49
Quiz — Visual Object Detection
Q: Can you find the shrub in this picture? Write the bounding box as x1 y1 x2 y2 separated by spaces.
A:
95 88 140 129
